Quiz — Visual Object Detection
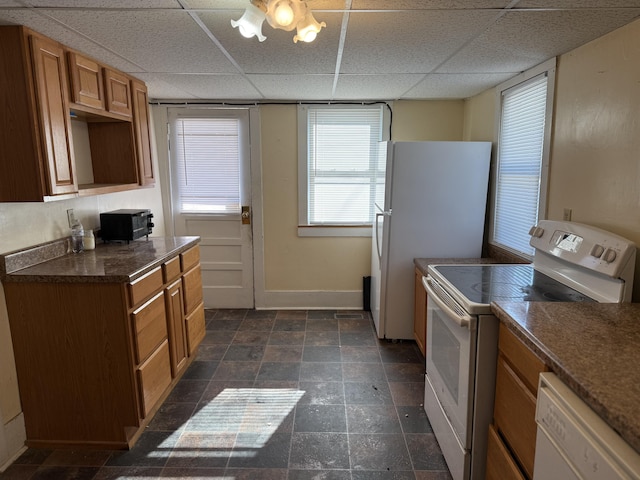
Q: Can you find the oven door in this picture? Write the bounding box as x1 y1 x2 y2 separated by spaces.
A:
423 275 477 449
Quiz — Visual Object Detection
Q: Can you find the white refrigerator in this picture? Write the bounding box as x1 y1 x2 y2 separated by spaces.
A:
370 141 492 340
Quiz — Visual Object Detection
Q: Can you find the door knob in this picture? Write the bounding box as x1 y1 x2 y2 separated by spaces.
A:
241 205 251 225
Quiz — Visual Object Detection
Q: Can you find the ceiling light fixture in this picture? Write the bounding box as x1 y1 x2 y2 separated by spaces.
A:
231 0 326 43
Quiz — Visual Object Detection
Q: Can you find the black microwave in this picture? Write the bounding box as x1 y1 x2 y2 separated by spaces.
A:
100 209 154 242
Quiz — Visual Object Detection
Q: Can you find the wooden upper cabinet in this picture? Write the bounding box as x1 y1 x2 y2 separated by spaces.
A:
104 67 132 118
131 79 155 186
29 35 78 197
67 51 105 111
0 25 152 202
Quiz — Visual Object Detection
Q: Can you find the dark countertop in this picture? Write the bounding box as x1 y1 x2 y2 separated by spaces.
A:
0 236 200 283
492 301 640 454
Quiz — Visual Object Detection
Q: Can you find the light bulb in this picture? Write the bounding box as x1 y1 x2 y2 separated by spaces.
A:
301 30 317 42
274 2 294 26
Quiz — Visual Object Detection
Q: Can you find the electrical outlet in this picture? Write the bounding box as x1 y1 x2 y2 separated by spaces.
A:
563 208 572 221
67 209 77 228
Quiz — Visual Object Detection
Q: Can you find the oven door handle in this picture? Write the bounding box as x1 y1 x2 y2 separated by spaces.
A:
422 276 473 328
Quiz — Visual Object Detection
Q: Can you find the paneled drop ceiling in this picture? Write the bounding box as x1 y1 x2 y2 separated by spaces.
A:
1 0 639 101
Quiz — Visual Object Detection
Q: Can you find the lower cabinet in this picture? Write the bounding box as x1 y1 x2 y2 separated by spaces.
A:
486 424 526 480
486 324 549 479
3 245 205 449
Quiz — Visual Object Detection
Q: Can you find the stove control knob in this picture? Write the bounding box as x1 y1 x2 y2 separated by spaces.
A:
602 248 617 263
528 226 544 238
590 244 605 258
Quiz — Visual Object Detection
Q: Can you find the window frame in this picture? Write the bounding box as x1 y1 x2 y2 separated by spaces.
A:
488 58 556 259
297 103 390 237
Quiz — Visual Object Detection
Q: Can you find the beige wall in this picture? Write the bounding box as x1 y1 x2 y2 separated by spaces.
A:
464 17 640 299
549 19 640 240
260 100 466 298
549 18 640 300
462 89 496 142
0 112 165 468
392 100 465 141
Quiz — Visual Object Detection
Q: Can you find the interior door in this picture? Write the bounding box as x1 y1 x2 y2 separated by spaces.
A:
168 108 253 309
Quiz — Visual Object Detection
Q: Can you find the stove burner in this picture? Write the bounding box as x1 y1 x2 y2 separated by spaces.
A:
471 281 526 299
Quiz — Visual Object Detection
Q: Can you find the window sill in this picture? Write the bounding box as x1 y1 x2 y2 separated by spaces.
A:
297 225 372 237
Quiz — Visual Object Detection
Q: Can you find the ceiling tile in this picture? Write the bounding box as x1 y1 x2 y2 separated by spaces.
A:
132 73 199 100
2 1 640 101
23 0 181 6
340 10 501 74
404 72 516 98
438 9 640 73
352 0 511 8
0 9 144 71
333 74 425 100
45 9 240 74
516 0 640 7
248 74 335 100
141 73 263 100
198 11 342 74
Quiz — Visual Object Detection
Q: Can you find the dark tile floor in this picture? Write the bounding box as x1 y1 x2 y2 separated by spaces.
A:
0 309 452 480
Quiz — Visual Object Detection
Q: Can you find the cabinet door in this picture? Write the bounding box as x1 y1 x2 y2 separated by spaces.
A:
67 51 105 110
185 302 206 356
413 268 426 356
131 79 155 186
183 265 203 315
104 67 132 118
30 35 77 196
165 279 188 377
137 340 172 418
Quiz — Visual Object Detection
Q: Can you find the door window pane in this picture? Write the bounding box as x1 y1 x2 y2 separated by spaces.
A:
173 118 241 214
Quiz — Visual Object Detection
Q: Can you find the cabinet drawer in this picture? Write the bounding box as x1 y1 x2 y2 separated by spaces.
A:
499 324 546 394
162 256 181 284
131 292 167 364
186 302 206 356
181 245 200 272
486 424 526 480
137 340 171 418
182 265 203 314
494 356 537 479
129 267 163 307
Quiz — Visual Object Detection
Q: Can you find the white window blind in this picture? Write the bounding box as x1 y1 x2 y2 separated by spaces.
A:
302 106 383 225
173 117 241 214
493 73 549 257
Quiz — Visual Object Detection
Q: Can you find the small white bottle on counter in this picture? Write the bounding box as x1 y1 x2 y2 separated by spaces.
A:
83 229 95 250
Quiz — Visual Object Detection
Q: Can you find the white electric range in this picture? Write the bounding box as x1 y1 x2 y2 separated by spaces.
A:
421 220 636 480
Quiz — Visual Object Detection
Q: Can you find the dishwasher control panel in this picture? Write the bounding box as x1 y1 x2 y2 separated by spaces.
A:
534 373 640 480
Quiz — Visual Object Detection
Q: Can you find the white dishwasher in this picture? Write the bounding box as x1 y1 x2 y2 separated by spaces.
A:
534 373 640 480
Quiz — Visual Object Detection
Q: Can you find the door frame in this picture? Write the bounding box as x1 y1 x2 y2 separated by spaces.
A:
151 105 265 309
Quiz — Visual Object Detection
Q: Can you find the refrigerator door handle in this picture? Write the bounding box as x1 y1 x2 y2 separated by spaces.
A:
375 212 384 261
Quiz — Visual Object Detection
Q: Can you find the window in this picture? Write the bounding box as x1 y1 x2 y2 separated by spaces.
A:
169 112 244 214
490 59 556 257
297 104 387 236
